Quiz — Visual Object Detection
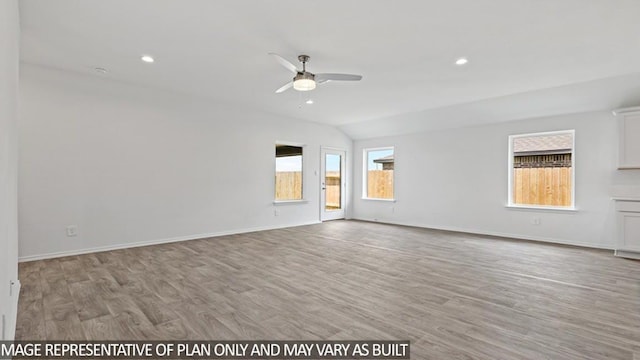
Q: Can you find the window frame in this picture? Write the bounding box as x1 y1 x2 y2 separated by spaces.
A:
362 146 396 202
274 141 307 204
507 130 576 211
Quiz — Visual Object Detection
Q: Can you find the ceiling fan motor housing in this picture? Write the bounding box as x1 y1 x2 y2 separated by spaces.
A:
294 72 315 82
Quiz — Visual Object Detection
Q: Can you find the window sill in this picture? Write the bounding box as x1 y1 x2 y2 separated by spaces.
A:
273 200 308 206
505 204 578 213
611 196 640 201
362 197 396 202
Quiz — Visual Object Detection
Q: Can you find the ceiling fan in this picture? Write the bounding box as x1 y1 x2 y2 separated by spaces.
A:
269 53 362 93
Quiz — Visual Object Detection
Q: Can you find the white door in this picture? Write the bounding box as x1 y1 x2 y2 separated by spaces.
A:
321 148 346 221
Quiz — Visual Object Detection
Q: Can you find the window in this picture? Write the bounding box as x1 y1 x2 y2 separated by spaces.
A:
363 147 394 200
508 130 575 209
275 144 303 201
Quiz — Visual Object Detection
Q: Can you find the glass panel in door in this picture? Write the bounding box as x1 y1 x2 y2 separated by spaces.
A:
325 153 342 211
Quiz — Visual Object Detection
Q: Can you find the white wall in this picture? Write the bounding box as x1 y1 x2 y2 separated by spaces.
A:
339 73 640 140
0 0 20 340
19 64 352 260
353 111 640 249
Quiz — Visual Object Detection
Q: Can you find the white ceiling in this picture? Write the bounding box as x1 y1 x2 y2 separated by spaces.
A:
19 0 640 136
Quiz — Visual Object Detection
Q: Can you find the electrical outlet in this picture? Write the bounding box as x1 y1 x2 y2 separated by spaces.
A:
531 217 541 225
66 225 78 237
274 209 279 216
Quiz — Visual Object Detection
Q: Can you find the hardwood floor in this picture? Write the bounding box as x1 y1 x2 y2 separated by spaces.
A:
15 220 640 359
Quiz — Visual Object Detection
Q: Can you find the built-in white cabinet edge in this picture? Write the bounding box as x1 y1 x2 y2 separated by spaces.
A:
613 198 640 260
613 107 640 169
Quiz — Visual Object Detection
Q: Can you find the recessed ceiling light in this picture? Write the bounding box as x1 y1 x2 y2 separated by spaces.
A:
306 99 314 105
141 55 155 63
455 57 468 66
94 67 108 75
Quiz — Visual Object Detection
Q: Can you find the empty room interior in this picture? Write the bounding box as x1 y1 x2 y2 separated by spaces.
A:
2 0 640 358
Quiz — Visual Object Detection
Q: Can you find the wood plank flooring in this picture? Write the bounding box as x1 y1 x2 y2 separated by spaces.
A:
15 220 640 359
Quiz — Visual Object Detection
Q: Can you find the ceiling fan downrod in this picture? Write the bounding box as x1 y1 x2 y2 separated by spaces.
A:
298 55 310 73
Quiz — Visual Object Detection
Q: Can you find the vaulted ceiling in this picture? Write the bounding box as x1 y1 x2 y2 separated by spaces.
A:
19 0 640 138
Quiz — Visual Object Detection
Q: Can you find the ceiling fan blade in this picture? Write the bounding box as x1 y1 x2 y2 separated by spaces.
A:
275 81 293 93
269 53 298 73
315 73 363 84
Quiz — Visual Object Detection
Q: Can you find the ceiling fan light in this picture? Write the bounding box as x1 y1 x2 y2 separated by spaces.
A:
293 78 316 91
293 72 316 91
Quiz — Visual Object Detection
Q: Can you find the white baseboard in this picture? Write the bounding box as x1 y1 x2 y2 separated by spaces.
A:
354 217 615 250
614 249 640 260
4 279 20 340
19 217 614 262
18 221 321 262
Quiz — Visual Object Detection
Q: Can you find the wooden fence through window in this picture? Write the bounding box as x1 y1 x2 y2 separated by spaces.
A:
513 167 572 206
367 170 394 199
275 172 302 200
325 171 341 209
